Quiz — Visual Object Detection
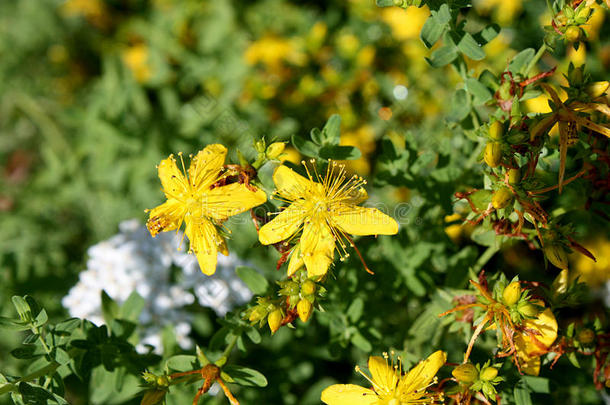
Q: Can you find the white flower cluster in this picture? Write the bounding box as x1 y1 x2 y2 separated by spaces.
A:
62 219 253 354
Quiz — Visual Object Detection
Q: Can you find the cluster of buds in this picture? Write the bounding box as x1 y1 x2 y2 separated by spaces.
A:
497 280 543 323
245 269 324 334
140 371 170 405
452 361 503 401
249 138 286 169
549 2 594 44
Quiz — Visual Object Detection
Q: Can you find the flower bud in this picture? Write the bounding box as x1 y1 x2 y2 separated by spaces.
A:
279 280 300 296
492 187 513 210
577 328 596 345
254 140 266 153
508 168 521 185
502 282 521 306
248 306 267 323
551 269 569 296
518 302 540 318
498 81 512 101
297 299 313 322
480 366 498 381
452 363 479 383
156 375 169 387
484 142 502 168
543 244 569 270
489 121 504 141
268 309 283 334
585 81 610 98
565 26 583 42
301 280 317 296
266 142 286 160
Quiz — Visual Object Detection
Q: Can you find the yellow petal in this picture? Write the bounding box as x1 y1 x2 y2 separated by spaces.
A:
185 218 221 275
346 187 368 205
158 156 189 199
287 243 304 277
331 204 398 236
399 351 446 396
301 221 336 277
320 384 378 405
273 165 313 200
204 183 267 220
258 203 306 245
368 356 398 396
519 308 558 355
146 199 186 237
188 144 227 192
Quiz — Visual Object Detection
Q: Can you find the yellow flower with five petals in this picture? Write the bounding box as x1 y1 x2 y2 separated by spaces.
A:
321 351 446 405
146 144 266 275
258 161 398 278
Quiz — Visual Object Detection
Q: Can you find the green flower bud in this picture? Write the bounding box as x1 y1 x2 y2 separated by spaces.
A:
489 121 504 141
502 282 521 306
452 363 479 383
248 306 267 323
543 244 569 270
480 366 498 381
492 187 513 210
508 168 521 185
577 328 596 345
301 280 317 296
551 269 569 296
565 26 583 42
518 301 540 318
484 142 502 168
266 142 286 160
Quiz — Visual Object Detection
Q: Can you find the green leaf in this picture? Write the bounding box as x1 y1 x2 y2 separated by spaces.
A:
12 296 32 322
420 4 452 48
34 310 48 327
508 48 535 75
458 33 485 60
346 297 364 322
320 114 341 145
245 325 261 344
448 89 471 121
477 24 501 44
465 78 492 105
0 316 31 331
166 355 199 372
522 376 550 394
514 386 533 405
118 291 145 322
470 190 493 210
291 135 318 157
224 365 268 387
235 266 268 295
351 332 373 352
318 145 361 160
100 291 119 327
426 44 458 68
11 346 41 360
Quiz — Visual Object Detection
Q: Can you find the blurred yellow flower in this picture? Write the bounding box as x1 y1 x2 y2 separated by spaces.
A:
566 44 587 67
122 44 153 83
61 0 108 28
146 145 267 275
245 36 306 69
321 351 446 404
571 239 610 286
340 125 376 175
514 307 558 375
258 163 398 277
380 6 430 41
582 3 606 41
474 0 522 25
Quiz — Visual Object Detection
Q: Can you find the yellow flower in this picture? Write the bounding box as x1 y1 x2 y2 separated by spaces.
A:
571 238 610 286
258 162 398 277
321 351 446 405
146 144 266 275
122 44 153 84
514 307 558 375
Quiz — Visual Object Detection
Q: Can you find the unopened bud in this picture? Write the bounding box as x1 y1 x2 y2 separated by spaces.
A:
266 142 286 160
156 375 169 387
508 168 521 185
551 269 569 296
577 328 596 345
484 142 502 168
492 187 513 210
489 121 504 140
297 299 313 322
268 309 283 334
254 140 266 153
452 363 479 383
585 81 610 98
565 26 583 42
502 282 521 306
518 302 540 318
480 366 498 381
248 306 267 323
301 280 317 296
543 244 569 270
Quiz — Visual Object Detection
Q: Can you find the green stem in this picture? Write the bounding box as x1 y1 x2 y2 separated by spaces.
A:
524 43 548 77
215 333 240 367
474 245 499 273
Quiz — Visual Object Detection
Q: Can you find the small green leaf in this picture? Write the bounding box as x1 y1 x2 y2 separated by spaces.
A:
101 291 119 327
522 376 550 394
458 33 485 60
426 44 458 68
235 266 268 295
318 145 361 160
477 24 501 44
351 332 373 352
514 386 533 405
448 89 471 121
508 48 535 75
291 135 319 157
166 355 199 372
320 114 341 145
0 316 31 331
118 291 145 322
420 4 452 48
465 78 492 105
346 297 364 322
224 365 268 387
12 296 31 322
